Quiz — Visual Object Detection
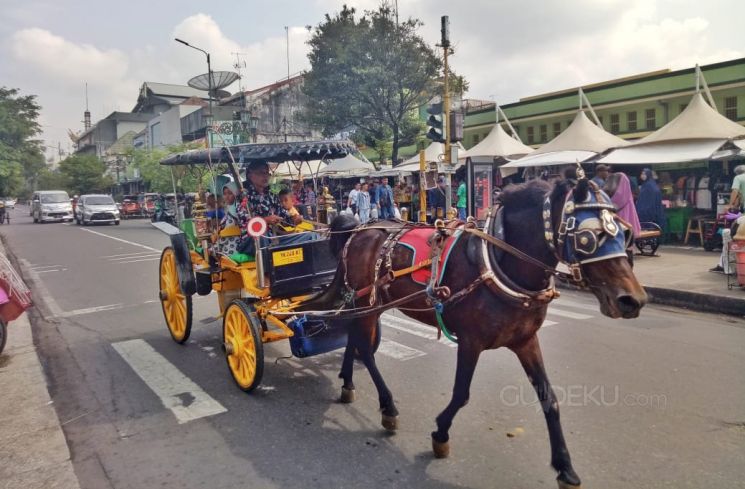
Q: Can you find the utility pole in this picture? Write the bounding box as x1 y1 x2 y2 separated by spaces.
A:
440 15 452 215
285 26 290 80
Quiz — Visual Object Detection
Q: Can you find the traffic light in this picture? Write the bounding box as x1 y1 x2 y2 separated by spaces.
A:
426 101 445 143
449 112 464 142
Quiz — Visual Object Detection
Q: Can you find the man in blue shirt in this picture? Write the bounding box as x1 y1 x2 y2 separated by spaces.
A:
376 177 395 219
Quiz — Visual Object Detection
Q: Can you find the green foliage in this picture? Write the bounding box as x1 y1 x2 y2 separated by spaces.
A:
304 3 462 164
37 167 67 191
126 141 207 193
58 154 113 194
0 87 45 196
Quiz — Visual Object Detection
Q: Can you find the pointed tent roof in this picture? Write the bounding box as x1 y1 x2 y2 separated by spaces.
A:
460 124 533 160
599 93 745 164
502 110 628 169
635 93 745 144
318 153 376 175
401 141 466 165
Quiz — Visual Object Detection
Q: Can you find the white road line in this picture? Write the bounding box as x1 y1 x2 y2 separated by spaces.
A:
30 264 65 270
541 320 558 327
102 251 161 258
19 258 64 317
57 304 125 318
547 307 593 320
109 254 160 261
35 268 67 274
377 338 427 361
114 257 161 264
112 339 227 424
382 315 457 348
553 298 598 311
80 228 158 252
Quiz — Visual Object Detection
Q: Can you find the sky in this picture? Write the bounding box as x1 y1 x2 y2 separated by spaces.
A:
2 0 744 162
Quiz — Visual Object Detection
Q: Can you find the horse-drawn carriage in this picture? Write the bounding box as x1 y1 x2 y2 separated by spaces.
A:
155 140 367 392
154 142 647 489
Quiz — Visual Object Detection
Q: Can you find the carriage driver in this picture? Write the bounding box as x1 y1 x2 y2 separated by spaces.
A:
235 160 316 254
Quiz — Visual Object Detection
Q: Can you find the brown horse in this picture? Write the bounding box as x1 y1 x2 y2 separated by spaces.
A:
302 176 647 489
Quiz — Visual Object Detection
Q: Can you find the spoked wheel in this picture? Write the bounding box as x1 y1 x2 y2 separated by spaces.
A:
159 247 192 343
223 300 264 392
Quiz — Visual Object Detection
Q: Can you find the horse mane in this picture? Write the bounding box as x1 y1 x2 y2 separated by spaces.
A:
499 179 552 210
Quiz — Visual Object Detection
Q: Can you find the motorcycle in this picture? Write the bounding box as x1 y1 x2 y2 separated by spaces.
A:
0 253 32 355
151 194 177 226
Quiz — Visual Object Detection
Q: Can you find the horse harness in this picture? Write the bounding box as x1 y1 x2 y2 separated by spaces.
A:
334 182 630 337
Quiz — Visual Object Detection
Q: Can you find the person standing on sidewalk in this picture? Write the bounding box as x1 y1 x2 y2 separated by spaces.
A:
729 165 745 212
636 168 666 229
347 182 360 215
456 175 467 220
605 172 641 265
376 177 395 219
357 182 371 224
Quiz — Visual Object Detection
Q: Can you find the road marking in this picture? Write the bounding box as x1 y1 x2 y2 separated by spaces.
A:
112 339 227 424
57 303 125 318
553 298 598 311
30 264 65 270
35 268 68 274
541 319 558 327
103 251 161 259
80 228 158 252
114 257 161 264
547 307 593 320
382 314 457 348
377 338 427 361
19 258 64 317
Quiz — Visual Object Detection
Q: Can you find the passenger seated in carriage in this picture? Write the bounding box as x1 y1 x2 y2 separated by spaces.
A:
216 182 248 255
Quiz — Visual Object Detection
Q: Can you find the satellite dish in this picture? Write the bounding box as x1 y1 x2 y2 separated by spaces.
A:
188 71 240 91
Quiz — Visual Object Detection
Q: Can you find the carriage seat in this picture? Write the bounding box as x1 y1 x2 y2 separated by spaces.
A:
635 222 662 256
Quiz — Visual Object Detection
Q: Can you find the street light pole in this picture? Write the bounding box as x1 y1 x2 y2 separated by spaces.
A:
175 38 213 147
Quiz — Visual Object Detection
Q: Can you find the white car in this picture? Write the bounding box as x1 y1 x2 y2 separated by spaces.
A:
2 198 15 209
31 190 74 223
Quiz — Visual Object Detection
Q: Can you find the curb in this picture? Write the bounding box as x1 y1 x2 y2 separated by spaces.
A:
0 236 82 489
557 281 745 317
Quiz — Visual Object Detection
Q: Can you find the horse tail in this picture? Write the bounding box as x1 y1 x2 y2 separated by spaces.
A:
329 214 358 258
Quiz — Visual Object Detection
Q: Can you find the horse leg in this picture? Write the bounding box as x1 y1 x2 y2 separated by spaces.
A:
431 341 482 458
338 337 356 403
353 315 399 431
512 334 582 489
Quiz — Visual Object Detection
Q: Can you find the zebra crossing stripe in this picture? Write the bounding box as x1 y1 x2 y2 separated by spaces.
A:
382 315 457 348
547 307 593 320
113 339 227 424
377 338 427 360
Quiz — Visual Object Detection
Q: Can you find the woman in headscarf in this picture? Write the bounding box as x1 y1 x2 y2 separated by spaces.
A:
217 181 248 255
605 172 642 264
636 168 666 228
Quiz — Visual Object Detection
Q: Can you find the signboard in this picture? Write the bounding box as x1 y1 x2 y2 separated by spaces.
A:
208 121 248 147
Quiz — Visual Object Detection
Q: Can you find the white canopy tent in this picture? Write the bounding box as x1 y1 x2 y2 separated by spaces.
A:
458 123 534 162
317 153 376 176
502 110 629 173
383 141 466 176
599 93 745 164
271 160 327 179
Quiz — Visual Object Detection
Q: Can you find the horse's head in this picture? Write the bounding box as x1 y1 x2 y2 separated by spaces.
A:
550 177 647 318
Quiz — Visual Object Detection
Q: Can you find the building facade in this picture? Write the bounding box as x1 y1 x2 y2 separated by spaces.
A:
463 57 745 150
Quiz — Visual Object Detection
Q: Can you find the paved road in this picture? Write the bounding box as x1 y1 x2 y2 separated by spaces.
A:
2 205 744 489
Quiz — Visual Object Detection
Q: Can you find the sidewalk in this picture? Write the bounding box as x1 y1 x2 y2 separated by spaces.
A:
0 242 81 488
567 244 745 316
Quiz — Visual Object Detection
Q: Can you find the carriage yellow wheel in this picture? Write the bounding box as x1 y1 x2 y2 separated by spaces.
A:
159 247 193 344
223 300 264 392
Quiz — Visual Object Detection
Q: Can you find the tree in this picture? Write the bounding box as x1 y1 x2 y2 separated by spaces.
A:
126 141 206 193
303 4 460 164
58 154 113 195
0 87 45 197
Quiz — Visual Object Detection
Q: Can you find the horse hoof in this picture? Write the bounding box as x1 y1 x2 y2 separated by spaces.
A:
381 414 398 432
432 438 450 458
557 481 581 489
340 387 355 404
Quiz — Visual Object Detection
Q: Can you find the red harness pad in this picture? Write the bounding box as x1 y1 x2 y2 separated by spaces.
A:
397 228 462 285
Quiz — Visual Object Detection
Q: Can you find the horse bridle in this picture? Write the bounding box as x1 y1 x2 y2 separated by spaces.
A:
542 179 632 285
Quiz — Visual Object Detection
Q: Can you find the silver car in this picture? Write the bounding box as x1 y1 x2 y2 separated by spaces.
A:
31 190 74 223
75 194 120 225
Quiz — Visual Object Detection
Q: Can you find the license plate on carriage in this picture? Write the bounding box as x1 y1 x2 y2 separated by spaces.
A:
272 247 304 266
